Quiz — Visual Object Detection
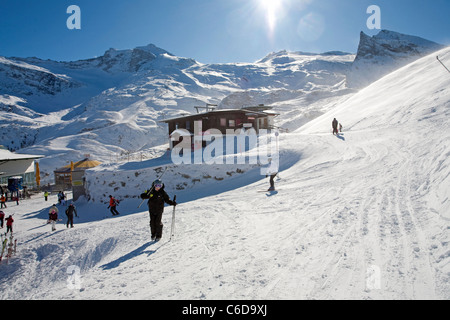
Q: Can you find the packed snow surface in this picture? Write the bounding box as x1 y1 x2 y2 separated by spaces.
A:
0 48 449 300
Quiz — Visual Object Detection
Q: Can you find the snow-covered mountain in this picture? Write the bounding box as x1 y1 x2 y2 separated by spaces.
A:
1 45 448 300
0 44 355 182
347 30 445 88
0 30 444 184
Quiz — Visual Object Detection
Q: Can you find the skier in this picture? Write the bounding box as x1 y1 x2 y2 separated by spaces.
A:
339 123 343 133
58 191 66 205
108 195 120 216
44 191 49 201
264 157 279 192
5 215 14 234
65 203 78 228
61 192 66 206
0 210 4 228
332 118 339 135
0 194 7 208
140 179 176 241
49 204 59 231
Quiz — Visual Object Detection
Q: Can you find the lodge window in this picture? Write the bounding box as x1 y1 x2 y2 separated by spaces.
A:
229 120 235 127
220 118 226 127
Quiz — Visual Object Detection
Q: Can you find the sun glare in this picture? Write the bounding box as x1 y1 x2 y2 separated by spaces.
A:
259 0 284 35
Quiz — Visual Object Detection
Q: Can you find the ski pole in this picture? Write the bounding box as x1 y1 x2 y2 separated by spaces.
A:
138 166 169 208
437 56 450 73
169 195 177 241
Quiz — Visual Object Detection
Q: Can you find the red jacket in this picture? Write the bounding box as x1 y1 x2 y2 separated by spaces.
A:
6 216 13 226
109 197 118 207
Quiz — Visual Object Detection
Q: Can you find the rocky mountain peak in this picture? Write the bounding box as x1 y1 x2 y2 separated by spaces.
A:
347 30 445 88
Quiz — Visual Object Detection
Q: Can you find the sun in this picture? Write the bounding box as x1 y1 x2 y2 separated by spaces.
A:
258 0 285 35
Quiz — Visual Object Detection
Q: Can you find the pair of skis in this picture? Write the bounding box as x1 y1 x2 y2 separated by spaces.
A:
0 237 7 262
0 233 17 263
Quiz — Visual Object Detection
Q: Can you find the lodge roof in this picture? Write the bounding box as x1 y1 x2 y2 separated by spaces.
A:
159 108 279 124
0 149 44 161
54 158 102 173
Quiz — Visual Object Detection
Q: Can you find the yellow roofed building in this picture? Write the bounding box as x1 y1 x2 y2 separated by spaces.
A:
54 158 101 194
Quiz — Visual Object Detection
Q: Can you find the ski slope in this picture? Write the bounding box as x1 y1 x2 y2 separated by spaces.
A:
0 48 449 300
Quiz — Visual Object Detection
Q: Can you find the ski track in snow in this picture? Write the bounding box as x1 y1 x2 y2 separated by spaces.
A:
1 127 447 300
1 49 449 300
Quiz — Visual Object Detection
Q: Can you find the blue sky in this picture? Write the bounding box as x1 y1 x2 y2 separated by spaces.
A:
0 0 449 64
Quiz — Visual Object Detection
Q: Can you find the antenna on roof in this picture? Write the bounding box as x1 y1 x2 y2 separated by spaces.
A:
194 103 218 114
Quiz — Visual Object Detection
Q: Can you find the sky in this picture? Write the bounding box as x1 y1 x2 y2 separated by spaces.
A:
0 0 449 64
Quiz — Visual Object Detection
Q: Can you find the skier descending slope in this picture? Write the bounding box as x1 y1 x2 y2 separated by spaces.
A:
266 158 279 192
140 179 177 241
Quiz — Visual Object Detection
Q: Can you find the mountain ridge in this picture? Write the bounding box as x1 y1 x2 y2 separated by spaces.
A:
0 30 445 183
347 29 445 88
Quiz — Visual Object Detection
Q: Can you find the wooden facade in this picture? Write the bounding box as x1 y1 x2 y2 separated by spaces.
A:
161 107 278 149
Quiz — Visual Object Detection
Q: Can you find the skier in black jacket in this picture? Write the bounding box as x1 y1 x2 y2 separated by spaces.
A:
141 179 176 241
65 203 78 228
332 118 339 135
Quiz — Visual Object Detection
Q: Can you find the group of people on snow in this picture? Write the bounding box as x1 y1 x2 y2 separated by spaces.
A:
0 191 19 233
102 180 178 242
57 191 67 205
4 116 347 241
47 201 78 231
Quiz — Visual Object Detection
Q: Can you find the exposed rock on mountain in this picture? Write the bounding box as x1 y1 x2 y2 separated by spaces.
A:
347 30 444 88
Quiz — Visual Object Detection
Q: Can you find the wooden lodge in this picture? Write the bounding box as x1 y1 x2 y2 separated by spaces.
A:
160 105 279 150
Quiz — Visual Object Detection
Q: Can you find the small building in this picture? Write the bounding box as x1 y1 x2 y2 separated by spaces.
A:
54 158 101 200
0 148 43 189
160 105 279 149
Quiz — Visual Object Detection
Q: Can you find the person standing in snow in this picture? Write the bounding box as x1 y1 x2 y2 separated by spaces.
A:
108 195 120 216
6 215 14 234
332 118 339 135
0 210 5 228
140 179 176 241
44 191 49 201
0 194 7 208
65 203 78 228
61 192 66 206
265 158 279 191
49 204 59 231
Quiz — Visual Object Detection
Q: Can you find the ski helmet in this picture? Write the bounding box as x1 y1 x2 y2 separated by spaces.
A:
152 179 163 188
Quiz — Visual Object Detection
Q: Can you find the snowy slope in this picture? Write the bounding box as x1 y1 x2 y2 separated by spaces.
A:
0 47 448 300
